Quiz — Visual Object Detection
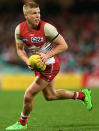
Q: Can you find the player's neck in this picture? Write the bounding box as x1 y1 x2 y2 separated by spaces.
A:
27 21 38 30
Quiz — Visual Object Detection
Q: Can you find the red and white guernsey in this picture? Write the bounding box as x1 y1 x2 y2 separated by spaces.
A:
15 20 60 81
16 20 59 65
20 20 46 48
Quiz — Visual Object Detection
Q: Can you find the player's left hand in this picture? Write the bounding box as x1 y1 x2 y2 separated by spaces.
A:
36 52 49 63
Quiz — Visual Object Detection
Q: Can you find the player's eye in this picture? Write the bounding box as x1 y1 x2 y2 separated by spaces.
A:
35 11 40 14
33 12 36 14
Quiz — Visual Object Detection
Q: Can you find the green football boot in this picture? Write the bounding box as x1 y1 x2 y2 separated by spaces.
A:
82 88 93 111
6 122 27 130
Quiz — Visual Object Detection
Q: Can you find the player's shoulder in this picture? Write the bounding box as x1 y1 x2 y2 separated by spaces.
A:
44 22 58 34
15 21 26 29
44 22 56 29
41 19 56 29
15 21 27 33
44 23 57 30
15 24 20 31
15 24 20 35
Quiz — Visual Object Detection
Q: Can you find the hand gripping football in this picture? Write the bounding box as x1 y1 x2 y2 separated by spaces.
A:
29 54 46 72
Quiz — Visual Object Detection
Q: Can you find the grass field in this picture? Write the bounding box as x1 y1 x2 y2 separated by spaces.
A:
0 88 99 131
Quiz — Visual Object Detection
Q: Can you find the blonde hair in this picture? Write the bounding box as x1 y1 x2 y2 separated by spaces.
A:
23 1 39 14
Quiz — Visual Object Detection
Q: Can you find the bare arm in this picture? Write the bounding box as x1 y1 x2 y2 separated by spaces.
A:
16 43 29 65
16 43 34 70
46 34 68 58
38 35 68 63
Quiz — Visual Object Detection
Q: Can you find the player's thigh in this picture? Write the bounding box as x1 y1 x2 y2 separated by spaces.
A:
42 79 56 97
25 76 49 96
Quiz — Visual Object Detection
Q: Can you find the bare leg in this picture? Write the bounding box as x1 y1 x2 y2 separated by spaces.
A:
56 89 74 99
23 76 49 115
17 76 49 126
42 80 74 101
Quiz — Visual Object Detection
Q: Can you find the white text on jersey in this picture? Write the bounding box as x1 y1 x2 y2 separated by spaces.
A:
31 37 44 43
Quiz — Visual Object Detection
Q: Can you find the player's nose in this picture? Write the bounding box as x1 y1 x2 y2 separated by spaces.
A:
36 13 40 18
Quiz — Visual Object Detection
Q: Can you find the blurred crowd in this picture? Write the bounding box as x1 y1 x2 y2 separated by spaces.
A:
0 8 99 74
50 12 99 74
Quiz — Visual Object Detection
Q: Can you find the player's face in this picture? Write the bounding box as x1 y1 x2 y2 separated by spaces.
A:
26 7 40 27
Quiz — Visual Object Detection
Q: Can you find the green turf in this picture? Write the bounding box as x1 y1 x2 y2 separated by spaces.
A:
0 88 99 131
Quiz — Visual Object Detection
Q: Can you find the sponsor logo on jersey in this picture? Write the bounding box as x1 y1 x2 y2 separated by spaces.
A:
31 37 44 43
22 38 28 42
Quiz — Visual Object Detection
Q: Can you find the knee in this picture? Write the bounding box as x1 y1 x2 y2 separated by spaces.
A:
24 87 39 103
44 95 56 101
24 95 32 103
24 91 32 103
